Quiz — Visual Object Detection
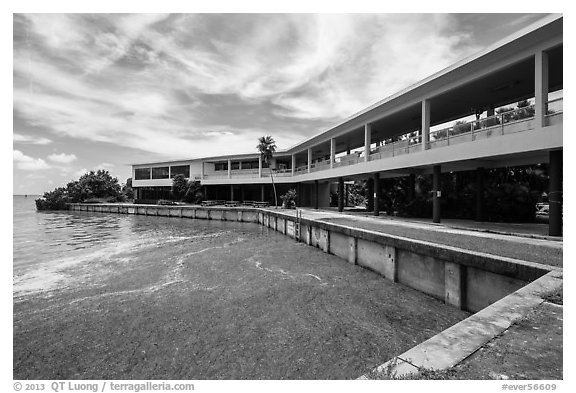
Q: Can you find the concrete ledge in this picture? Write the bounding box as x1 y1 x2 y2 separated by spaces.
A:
359 270 563 379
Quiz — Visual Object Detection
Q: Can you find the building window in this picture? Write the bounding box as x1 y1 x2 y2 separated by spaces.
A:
170 165 190 178
231 162 240 170
135 168 151 180
215 162 228 171
152 166 169 179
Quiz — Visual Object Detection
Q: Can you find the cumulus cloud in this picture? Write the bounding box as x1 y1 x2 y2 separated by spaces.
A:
13 150 50 170
48 153 78 164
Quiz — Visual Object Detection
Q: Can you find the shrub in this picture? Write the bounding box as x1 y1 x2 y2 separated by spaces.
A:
36 169 123 210
35 187 69 211
280 189 297 209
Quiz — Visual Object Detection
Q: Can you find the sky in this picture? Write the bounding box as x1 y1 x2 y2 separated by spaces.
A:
13 13 550 195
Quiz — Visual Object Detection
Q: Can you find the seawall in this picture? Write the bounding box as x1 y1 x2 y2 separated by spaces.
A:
68 203 553 313
67 203 562 378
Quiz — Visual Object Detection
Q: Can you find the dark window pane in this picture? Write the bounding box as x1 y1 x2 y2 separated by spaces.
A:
231 162 239 170
152 166 169 179
135 168 151 180
215 162 228 171
170 165 190 178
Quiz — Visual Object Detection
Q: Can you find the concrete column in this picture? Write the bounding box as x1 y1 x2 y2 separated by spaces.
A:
338 177 344 212
475 167 485 222
314 180 319 209
258 156 263 178
307 148 312 173
239 161 242 170
330 138 336 169
291 154 296 176
535 50 549 128
373 173 380 216
422 99 430 151
366 177 374 212
345 183 349 207
364 123 372 162
549 150 563 236
227 159 231 179
261 184 265 202
433 165 441 223
296 183 301 207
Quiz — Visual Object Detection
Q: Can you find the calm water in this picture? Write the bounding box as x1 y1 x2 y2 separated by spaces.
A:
13 195 469 379
12 195 258 296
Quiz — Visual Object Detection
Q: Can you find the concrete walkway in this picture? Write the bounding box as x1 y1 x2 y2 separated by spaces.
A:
284 208 562 268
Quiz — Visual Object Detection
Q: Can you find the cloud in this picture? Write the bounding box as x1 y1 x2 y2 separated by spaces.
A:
48 152 78 164
13 150 50 170
13 133 52 145
13 13 537 163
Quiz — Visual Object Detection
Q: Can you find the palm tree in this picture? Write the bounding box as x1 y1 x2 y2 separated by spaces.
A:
257 135 278 208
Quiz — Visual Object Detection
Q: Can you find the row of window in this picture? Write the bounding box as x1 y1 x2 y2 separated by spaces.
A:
134 165 190 180
214 160 263 171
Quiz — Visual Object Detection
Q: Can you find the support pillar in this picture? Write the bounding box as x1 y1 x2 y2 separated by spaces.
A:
535 50 549 128
475 167 485 222
314 180 319 209
258 156 263 178
364 123 372 161
373 173 380 216
366 177 374 212
307 148 312 173
291 154 296 176
433 165 441 223
330 138 336 169
549 150 563 236
296 183 302 207
338 177 344 212
422 99 430 151
227 159 231 179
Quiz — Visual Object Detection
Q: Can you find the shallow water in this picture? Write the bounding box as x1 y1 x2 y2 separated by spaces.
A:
13 196 469 379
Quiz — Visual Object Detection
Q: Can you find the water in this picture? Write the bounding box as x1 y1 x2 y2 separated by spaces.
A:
13 196 469 379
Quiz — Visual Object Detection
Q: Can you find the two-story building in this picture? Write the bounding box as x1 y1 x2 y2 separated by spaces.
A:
132 14 563 235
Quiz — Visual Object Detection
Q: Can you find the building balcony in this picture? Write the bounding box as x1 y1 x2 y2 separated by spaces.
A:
200 98 561 183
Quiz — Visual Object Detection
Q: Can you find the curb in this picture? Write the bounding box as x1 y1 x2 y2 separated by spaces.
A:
358 269 563 380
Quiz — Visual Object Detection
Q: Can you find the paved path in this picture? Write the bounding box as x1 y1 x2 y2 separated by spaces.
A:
282 208 562 268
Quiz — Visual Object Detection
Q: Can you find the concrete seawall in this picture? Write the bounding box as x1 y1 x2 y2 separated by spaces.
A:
68 203 552 313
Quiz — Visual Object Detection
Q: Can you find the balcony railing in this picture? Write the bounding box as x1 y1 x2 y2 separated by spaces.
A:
201 98 560 181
